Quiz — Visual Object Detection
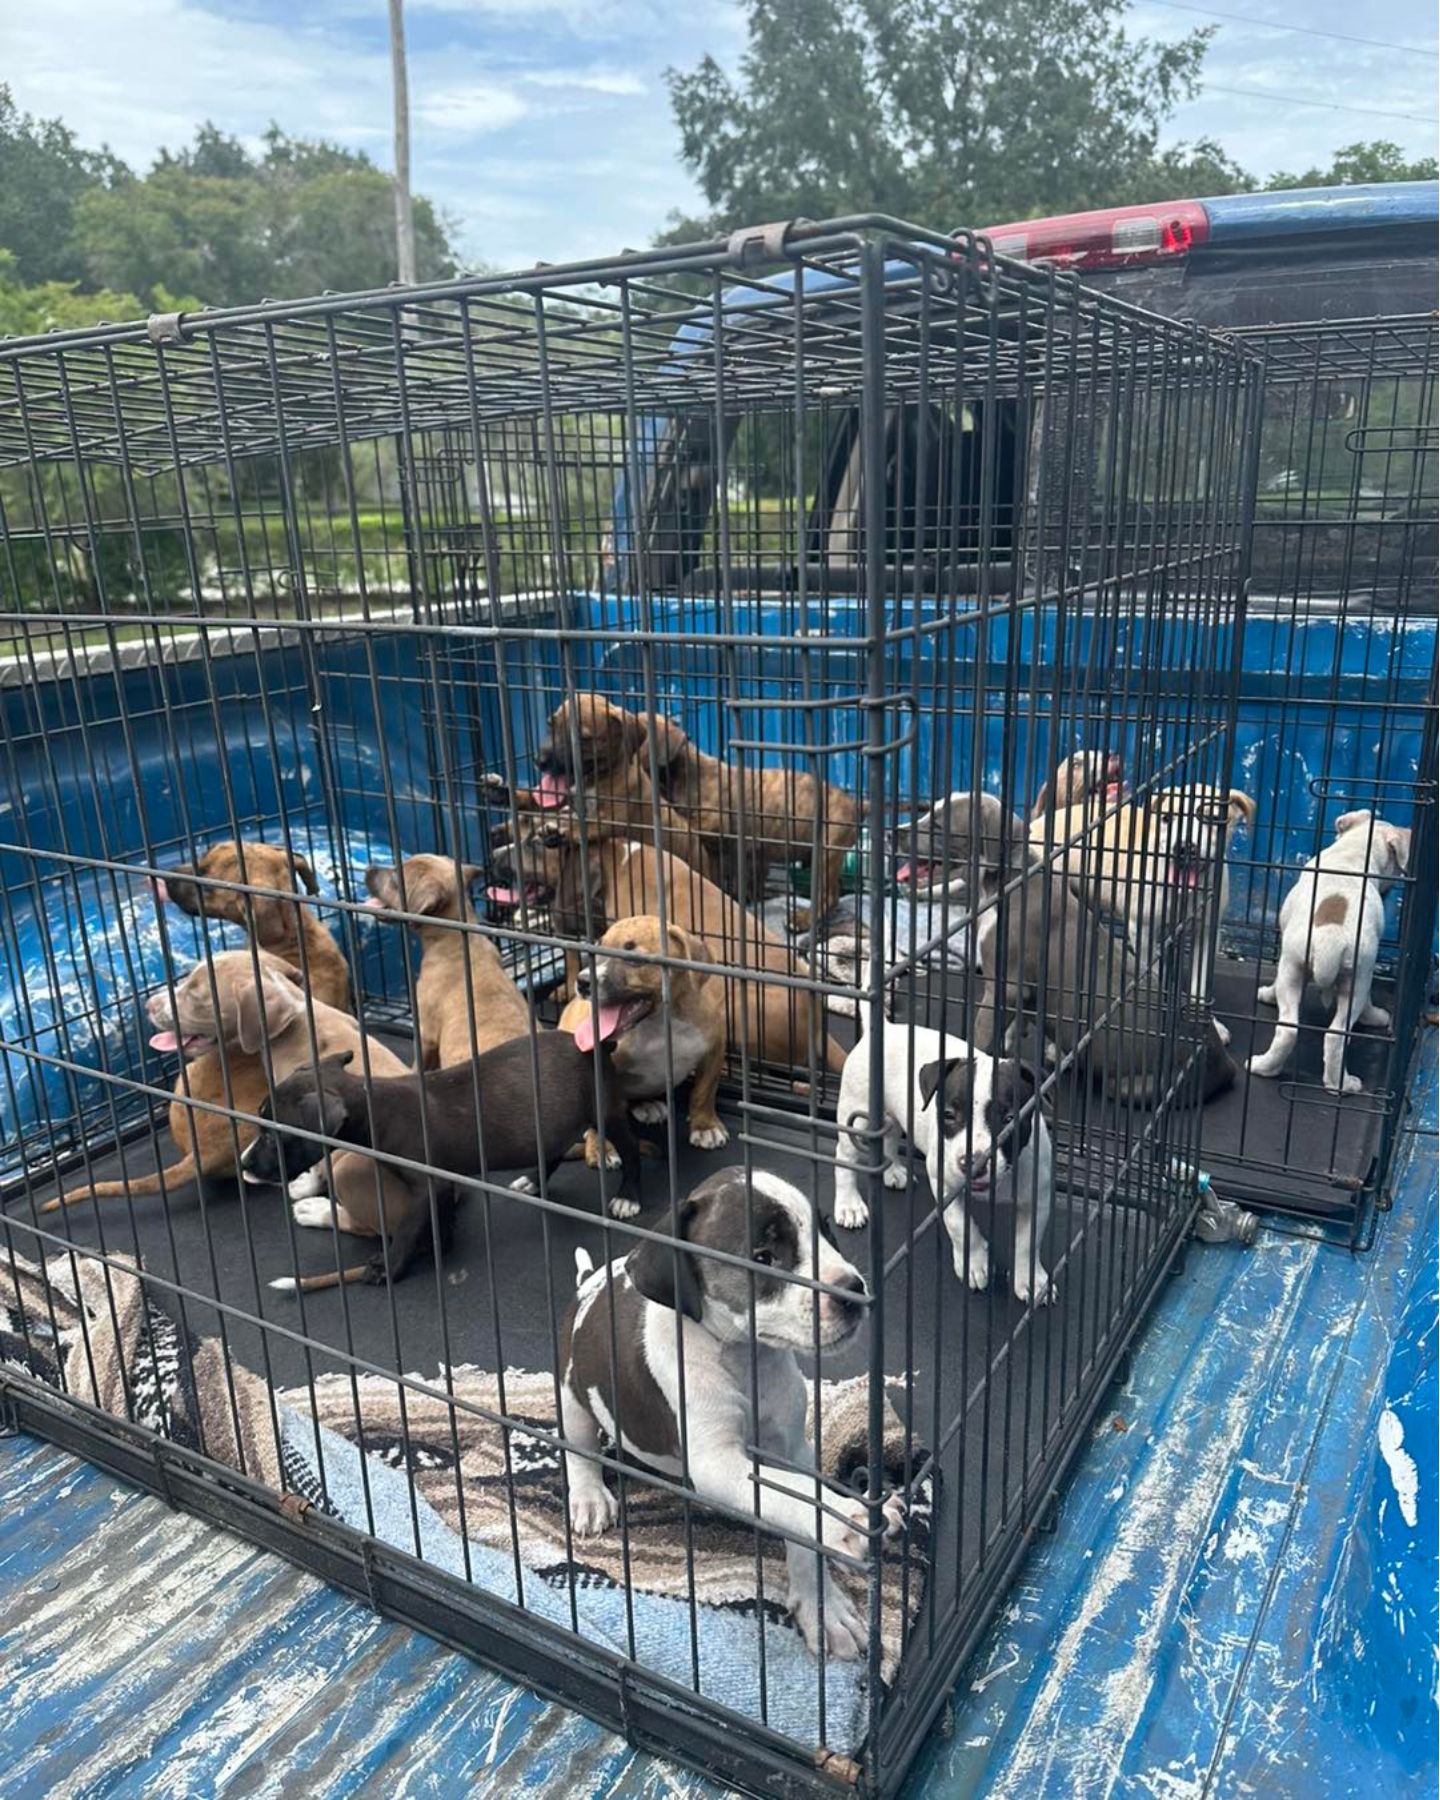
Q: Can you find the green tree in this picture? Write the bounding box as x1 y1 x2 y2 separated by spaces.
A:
1269 140 1438 191
71 123 456 308
0 85 128 286
665 0 1224 232
0 248 153 336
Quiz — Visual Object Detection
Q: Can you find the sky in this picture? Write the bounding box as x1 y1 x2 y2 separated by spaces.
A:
0 0 1434 274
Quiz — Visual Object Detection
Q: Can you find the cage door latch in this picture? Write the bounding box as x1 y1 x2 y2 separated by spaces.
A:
146 312 187 346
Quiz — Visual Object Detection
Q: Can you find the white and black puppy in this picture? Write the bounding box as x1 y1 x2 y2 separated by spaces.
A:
1249 809 1411 1094
831 1021 1054 1307
558 1166 900 1661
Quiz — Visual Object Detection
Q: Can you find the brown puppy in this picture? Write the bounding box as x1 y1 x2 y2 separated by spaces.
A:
538 694 858 927
364 855 530 1066
641 708 858 928
490 814 846 1081
50 952 411 1225
558 915 728 1157
157 839 350 1011
533 694 711 868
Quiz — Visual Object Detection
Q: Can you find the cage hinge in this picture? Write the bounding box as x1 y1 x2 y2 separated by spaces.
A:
279 1491 313 1524
146 311 187 346
0 1390 19 1438
728 219 807 267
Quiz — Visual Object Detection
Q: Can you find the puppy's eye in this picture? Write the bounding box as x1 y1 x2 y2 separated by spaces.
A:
623 940 636 951
751 1247 774 1268
543 832 564 848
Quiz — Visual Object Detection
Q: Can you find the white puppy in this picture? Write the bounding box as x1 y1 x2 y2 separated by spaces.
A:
558 1166 901 1661
831 1021 1054 1306
1248 809 1411 1094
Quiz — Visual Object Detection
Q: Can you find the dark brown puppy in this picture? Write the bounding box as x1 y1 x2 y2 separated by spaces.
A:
364 855 530 1066
489 812 846 1082
243 1032 642 1288
158 840 350 1011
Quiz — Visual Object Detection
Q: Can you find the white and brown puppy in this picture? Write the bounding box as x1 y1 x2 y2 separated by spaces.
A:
558 1167 898 1660
1249 810 1411 1094
559 915 728 1153
831 1021 1053 1306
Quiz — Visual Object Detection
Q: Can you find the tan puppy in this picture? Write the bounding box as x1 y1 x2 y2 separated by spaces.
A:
559 916 728 1160
1030 753 1255 1029
490 813 846 1081
157 839 350 1011
364 855 530 1066
533 694 711 868
50 952 411 1229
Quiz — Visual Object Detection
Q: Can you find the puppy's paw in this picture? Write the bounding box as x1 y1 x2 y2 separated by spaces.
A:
509 1174 539 1195
882 1159 908 1190
1014 1265 1056 1308
268 1275 299 1294
956 1245 992 1292
689 1120 729 1150
1257 983 1277 1008
1361 1004 1391 1030
582 1130 621 1171
1246 1055 1280 1080
608 1192 641 1221
792 1584 865 1661
833 1193 869 1231
1212 1018 1232 1047
291 1196 335 1229
568 1485 619 1538
881 1490 907 1538
1329 1071 1364 1095
630 1099 669 1125
286 1166 327 1200
818 1492 869 1561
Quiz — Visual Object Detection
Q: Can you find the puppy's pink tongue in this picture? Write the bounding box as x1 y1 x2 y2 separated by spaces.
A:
486 885 521 906
534 772 569 810
149 1030 181 1052
572 1003 626 1054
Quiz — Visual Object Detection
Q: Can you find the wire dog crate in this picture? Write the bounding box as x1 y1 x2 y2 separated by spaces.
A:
0 216 1285 1796
1196 315 1438 1241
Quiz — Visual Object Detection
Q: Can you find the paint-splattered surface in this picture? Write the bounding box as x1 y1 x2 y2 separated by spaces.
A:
3 1036 1434 1799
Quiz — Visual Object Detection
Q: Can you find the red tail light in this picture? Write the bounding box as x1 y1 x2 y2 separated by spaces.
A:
981 200 1209 271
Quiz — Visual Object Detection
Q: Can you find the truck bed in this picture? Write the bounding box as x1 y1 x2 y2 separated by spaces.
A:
4 1035 1431 1799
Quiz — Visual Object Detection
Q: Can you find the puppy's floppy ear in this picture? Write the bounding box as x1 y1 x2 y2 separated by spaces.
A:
645 713 690 767
1226 790 1257 828
1379 825 1412 876
627 1198 704 1321
288 852 320 895
664 923 709 975
918 1057 962 1111
461 863 485 886
319 1049 355 1071
291 1080 350 1144
397 862 445 916
614 707 647 757
234 966 305 1055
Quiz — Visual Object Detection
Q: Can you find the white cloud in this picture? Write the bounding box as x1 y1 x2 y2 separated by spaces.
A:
416 82 531 132
520 67 646 96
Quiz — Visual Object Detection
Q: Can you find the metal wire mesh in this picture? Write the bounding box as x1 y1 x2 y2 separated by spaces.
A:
2 223 1415 1794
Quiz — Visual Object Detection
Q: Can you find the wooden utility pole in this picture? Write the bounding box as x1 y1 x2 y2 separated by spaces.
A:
388 0 417 286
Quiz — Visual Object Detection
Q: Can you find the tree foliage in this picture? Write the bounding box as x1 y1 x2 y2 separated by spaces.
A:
1269 140 1438 192
0 86 128 286
666 0 1224 231
73 125 456 308
665 0 1435 235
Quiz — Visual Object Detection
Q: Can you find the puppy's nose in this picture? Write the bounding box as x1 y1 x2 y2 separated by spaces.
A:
831 1270 868 1302
575 966 592 997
